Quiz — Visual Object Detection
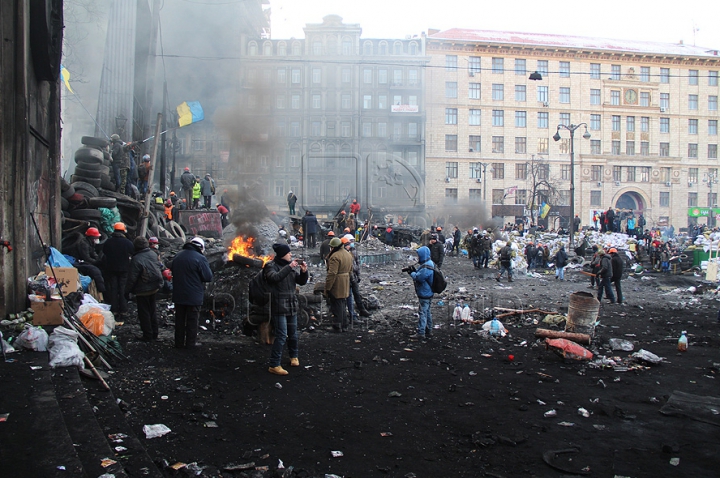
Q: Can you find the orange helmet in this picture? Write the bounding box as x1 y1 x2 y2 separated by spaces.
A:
85 227 101 238
327 231 335 236
608 248 618 253
113 222 126 232
344 227 351 233
340 236 350 244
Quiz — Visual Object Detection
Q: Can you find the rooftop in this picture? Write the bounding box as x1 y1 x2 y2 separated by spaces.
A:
429 28 719 58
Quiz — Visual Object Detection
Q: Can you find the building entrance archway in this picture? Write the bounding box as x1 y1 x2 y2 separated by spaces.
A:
614 191 646 211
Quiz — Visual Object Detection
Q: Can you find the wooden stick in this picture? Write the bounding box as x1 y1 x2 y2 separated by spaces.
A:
83 355 110 390
496 309 539 318
535 328 592 345
579 271 596 277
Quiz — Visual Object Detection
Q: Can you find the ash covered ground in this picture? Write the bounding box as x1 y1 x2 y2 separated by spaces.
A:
102 240 720 478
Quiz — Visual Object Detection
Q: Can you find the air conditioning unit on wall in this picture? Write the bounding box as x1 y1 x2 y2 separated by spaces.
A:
476 178 482 183
660 107 667 112
665 181 672 187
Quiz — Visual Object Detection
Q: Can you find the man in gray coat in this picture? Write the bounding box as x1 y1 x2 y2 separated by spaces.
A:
200 174 216 209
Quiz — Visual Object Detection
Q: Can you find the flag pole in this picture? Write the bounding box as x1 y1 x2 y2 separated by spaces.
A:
138 113 163 238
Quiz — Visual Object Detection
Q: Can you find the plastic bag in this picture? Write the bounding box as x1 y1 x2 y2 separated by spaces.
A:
14 326 49 352
48 327 85 368
77 304 115 336
545 338 594 361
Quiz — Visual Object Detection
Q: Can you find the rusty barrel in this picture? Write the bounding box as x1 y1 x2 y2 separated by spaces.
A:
565 292 600 336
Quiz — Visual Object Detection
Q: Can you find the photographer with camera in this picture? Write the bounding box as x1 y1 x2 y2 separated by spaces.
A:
404 246 435 340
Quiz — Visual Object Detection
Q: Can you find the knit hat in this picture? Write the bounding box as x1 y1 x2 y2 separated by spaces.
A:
272 243 291 257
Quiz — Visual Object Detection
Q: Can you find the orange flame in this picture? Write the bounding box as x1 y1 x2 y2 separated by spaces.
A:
228 236 272 265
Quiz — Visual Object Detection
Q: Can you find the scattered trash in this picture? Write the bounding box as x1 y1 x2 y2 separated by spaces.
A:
678 331 688 352
204 421 218 428
108 433 127 442
14 326 49 352
223 463 255 471
593 424 606 430
557 421 575 427
670 457 680 466
275 383 283 390
114 446 127 453
577 407 590 418
631 349 663 365
0 413 8 422
545 338 593 360
381 432 393 437
143 424 171 439
169 462 186 470
330 450 344 457
544 410 557 417
542 314 566 325
388 391 402 397
608 338 634 352
542 447 590 475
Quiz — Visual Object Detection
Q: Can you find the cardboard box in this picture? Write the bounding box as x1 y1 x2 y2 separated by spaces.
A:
45 266 79 296
30 299 64 326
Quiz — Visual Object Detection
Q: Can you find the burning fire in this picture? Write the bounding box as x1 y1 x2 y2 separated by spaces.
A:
228 236 272 265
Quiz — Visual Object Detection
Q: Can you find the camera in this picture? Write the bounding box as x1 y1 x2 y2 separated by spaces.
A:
401 265 416 274
296 259 304 266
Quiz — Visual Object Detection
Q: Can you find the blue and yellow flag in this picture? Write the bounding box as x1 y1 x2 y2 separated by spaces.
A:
540 202 551 219
176 101 204 127
60 64 73 93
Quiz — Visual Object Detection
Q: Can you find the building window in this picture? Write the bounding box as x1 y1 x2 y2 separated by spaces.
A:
341 122 351 137
290 122 300 137
469 135 481 153
492 162 505 178
560 112 570 126
393 69 402 85
640 167 650 182
591 165 602 181
341 94 351 109
446 162 458 178
445 108 458 125
469 83 481 99
492 84 504 101
611 64 621 80
361 122 372 137
660 117 670 133
641 66 650 82
590 114 601 131
516 163 527 180
559 87 570 103
590 190 602 206
590 89 601 105
363 69 373 84
363 95 372 109
640 92 650 107
276 95 286 109
626 166 636 182
612 140 621 155
537 60 548 76
559 61 570 78
468 56 481 74
377 122 387 137
515 137 527 154
378 95 388 109
408 69 418 85
689 168 699 182
312 68 321 84
469 109 481 126
660 93 669 109
590 63 601 79
660 142 670 157
689 119 698 134
291 69 301 84
492 189 505 204
377 69 387 84
537 138 549 154
612 115 621 131
492 110 504 126
492 137 504 153
537 86 548 103
688 192 698 207
709 144 718 159
312 94 321 109
515 85 526 102
660 68 670 83
469 189 482 202
659 192 670 207
710 120 718 135
558 138 569 154
591 140 601 154
626 141 635 155
445 134 458 152
689 69 699 85
446 82 458 98
445 55 458 71
641 142 649 155
492 57 504 73
537 112 549 129
515 189 527 205
708 70 719 86
710 95 718 111
689 143 698 158
613 166 622 181
408 123 417 138
515 111 527 127
689 94 698 110
291 94 300 109
560 164 570 180
641 116 650 132
513 58 526 75
626 116 635 132
312 121 322 136
445 188 458 204
611 90 620 105
341 68 351 83
277 69 287 83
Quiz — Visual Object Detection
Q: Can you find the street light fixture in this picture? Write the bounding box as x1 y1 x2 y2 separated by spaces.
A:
553 123 591 249
529 71 543 81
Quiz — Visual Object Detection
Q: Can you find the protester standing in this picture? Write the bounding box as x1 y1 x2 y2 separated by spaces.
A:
200 173 216 209
137 154 152 196
553 244 568 280
408 246 435 339
126 237 164 342
287 191 297 215
496 241 515 282
319 231 335 264
452 226 461 256
170 237 213 348
101 222 134 319
301 210 320 248
324 237 352 332
180 167 195 207
609 248 625 305
429 233 445 268
192 177 201 210
596 249 616 303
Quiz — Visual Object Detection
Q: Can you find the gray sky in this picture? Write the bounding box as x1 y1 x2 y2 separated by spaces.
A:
269 0 720 48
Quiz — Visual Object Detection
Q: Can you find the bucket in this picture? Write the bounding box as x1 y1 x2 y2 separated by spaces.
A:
565 291 600 336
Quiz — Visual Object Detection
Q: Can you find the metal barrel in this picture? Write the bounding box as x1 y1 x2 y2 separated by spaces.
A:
565 291 600 336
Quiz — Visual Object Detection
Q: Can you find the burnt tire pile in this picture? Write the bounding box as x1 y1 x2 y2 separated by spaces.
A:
61 136 187 248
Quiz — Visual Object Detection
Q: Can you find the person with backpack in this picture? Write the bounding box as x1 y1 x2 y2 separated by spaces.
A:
480 232 492 268
496 241 515 283
407 246 435 339
125 237 164 342
263 243 308 375
596 249 616 303
553 244 568 280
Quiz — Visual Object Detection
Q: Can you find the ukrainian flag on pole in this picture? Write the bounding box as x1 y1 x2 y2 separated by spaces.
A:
540 202 551 219
176 101 204 127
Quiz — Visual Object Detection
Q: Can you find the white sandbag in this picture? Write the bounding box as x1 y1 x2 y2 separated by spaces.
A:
48 327 85 368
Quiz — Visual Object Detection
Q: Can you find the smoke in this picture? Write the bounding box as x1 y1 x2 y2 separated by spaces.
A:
430 201 502 232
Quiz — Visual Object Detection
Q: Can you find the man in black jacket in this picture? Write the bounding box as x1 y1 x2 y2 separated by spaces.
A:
180 167 196 208
126 237 164 341
68 227 106 293
170 237 213 348
609 248 625 305
452 226 462 256
429 234 444 268
596 249 616 303
101 223 134 319
302 210 320 248
264 243 308 375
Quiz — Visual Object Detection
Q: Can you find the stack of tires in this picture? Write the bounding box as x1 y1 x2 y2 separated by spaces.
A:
71 136 115 190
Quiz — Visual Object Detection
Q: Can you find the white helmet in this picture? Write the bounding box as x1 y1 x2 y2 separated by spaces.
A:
343 234 355 243
190 236 205 252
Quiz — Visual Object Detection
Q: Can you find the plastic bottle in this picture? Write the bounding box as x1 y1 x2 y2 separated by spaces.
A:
461 305 471 322
677 331 688 352
452 304 462 325
490 317 502 336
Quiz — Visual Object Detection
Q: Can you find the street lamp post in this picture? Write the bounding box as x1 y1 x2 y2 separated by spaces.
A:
553 123 591 249
473 162 491 201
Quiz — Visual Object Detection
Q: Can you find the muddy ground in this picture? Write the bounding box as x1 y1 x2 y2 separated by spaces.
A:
101 247 720 478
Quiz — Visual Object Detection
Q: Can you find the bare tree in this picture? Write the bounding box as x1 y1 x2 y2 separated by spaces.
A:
525 155 560 226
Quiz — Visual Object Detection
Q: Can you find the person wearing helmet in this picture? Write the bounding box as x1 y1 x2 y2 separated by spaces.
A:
180 167 196 207
148 236 163 263
65 227 106 294
325 236 353 332
109 134 135 195
319 230 335 263
334 210 347 233
126 237 164 342
170 237 213 348
101 223 135 319
609 248 625 305
137 154 152 196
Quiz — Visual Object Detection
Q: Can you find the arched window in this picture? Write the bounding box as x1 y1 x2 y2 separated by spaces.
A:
277 42 287 56
378 41 388 55
291 41 301 56
342 37 353 55
363 41 373 55
327 35 337 55
248 41 258 56
409 42 418 55
393 42 403 55
313 39 322 55
263 41 272 56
